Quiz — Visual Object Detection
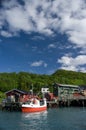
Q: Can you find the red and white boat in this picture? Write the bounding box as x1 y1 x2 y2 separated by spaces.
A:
21 98 47 113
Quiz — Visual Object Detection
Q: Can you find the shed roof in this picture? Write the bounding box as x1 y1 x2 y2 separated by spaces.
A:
79 85 86 90
53 83 79 88
5 88 27 94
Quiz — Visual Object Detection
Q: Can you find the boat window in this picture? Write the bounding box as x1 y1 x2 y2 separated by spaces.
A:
40 100 44 106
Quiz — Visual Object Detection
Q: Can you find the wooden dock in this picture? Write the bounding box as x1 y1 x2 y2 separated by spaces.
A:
1 102 22 111
47 96 86 108
1 96 86 111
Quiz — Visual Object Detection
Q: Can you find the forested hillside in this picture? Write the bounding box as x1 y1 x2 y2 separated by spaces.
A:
0 70 86 93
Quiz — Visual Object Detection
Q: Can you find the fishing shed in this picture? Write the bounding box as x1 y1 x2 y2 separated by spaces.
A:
79 85 86 96
5 89 29 103
53 83 80 100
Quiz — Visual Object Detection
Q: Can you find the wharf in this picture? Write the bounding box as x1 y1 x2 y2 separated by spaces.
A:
1 102 22 111
1 96 86 111
47 96 86 108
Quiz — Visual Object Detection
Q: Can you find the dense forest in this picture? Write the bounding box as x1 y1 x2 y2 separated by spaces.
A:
0 69 86 93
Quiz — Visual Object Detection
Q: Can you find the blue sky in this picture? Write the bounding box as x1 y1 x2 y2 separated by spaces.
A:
0 0 86 74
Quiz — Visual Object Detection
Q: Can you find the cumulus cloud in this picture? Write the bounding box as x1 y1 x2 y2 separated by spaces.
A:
58 55 86 72
31 60 47 67
0 0 86 48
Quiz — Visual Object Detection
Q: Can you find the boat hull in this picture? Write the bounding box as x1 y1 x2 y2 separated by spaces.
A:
22 106 47 112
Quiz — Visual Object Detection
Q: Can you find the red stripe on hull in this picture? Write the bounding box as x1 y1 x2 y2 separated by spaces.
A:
22 107 47 113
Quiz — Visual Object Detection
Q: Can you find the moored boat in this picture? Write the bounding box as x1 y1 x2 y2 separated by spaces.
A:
21 98 47 112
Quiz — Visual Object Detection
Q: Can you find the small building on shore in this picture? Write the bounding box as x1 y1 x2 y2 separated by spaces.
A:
52 83 80 100
5 89 30 103
79 85 86 96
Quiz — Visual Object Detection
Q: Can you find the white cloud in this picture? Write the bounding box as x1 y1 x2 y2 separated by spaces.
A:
0 10 5 29
0 30 13 37
31 61 43 67
31 36 45 41
58 55 86 72
0 0 86 49
48 44 56 49
44 63 48 68
31 60 47 67
80 48 86 54
5 6 33 32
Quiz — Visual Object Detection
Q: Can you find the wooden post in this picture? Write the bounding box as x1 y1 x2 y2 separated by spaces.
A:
82 100 84 107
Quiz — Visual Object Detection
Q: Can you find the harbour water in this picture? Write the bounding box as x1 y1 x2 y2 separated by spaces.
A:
0 107 86 130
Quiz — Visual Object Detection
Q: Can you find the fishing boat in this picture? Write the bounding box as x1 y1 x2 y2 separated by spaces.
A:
21 98 47 112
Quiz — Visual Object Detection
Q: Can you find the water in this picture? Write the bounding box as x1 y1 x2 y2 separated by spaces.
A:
0 107 86 130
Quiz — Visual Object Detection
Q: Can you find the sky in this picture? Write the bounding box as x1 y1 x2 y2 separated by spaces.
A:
0 0 86 75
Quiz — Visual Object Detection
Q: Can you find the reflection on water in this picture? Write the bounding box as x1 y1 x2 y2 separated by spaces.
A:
22 110 48 119
1 108 86 130
20 111 48 130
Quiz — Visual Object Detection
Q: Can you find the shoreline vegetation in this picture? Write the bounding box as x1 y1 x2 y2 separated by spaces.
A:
0 69 86 102
0 92 5 102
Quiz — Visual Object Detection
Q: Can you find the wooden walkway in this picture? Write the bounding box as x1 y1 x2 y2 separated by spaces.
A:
47 96 86 108
1 96 86 111
1 102 22 111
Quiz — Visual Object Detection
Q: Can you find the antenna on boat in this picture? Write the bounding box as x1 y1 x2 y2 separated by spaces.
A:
30 84 33 96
